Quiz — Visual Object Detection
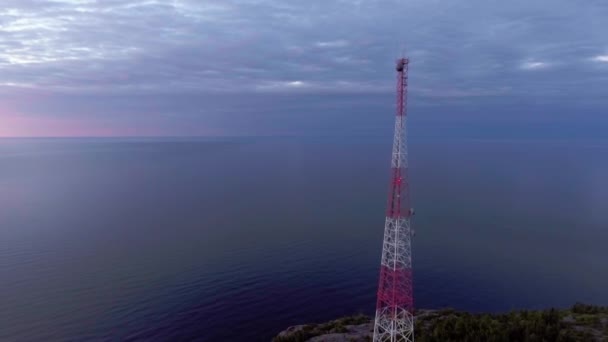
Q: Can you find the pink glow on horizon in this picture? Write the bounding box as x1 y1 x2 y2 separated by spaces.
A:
2 113 108 137
0 104 227 137
0 113 224 137
0 108 125 137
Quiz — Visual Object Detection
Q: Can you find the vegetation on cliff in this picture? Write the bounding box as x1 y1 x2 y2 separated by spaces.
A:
273 303 608 342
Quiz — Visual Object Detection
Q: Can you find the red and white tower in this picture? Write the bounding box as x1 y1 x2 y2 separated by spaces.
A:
373 58 415 342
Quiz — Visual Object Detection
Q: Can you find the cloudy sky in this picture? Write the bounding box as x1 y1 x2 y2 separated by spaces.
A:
0 0 607 137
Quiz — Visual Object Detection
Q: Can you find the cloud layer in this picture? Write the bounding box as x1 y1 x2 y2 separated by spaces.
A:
1 0 607 95
0 0 607 136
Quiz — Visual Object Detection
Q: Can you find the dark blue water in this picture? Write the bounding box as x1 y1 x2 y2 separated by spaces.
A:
1 137 607 341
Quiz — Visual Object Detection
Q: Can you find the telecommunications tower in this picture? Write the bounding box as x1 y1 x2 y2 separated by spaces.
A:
373 58 415 342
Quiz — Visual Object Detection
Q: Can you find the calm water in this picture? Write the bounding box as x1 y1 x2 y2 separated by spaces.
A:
1 137 607 341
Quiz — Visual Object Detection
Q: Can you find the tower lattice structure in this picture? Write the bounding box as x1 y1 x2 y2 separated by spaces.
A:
373 58 415 342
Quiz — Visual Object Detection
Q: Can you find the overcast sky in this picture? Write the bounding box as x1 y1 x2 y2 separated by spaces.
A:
1 0 607 137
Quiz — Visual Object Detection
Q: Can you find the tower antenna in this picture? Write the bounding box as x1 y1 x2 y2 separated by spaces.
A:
373 57 415 342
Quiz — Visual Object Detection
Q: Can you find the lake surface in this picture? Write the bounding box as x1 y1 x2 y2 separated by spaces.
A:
1 137 607 341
